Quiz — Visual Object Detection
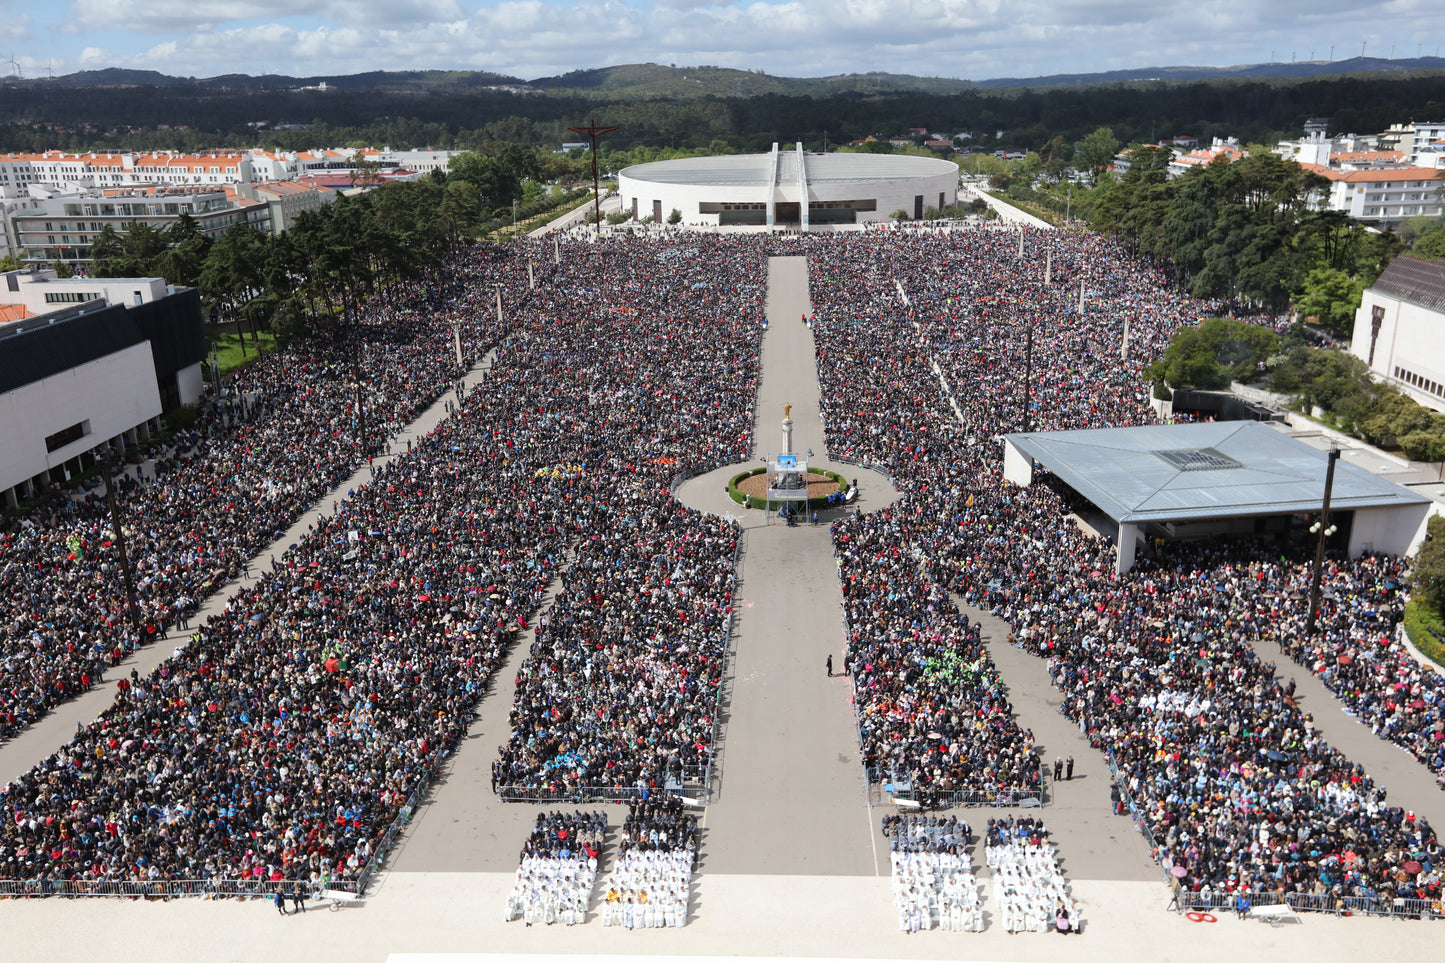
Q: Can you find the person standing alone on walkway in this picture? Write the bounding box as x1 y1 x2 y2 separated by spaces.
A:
1053 757 1063 781
826 654 834 677
1066 756 1074 780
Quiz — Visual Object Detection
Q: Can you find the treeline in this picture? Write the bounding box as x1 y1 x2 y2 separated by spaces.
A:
1077 141 1414 324
1151 318 1445 461
4 71 1445 157
81 176 488 342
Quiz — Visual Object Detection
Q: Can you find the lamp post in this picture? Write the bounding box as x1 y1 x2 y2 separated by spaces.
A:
491 283 503 325
101 441 144 651
1021 321 1034 433
1305 446 1341 637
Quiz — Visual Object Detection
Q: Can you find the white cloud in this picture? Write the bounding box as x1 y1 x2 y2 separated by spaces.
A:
65 0 465 32
34 1 1445 82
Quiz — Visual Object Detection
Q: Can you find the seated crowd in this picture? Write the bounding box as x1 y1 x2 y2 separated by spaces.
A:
0 233 764 891
0 246 525 743
888 813 980 933
803 225 1442 907
984 816 1074 934
602 795 698 928
504 810 605 925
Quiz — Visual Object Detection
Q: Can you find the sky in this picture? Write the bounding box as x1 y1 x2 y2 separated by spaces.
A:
2 0 1443 83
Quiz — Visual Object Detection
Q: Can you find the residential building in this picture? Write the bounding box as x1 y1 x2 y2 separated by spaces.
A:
0 151 253 191
235 180 336 234
1304 167 1444 228
7 186 270 269
1169 137 1244 177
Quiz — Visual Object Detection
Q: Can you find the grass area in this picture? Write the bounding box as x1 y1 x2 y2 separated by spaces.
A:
208 330 280 377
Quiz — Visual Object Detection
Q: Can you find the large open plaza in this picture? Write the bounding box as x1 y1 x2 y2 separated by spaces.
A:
2 223 1443 962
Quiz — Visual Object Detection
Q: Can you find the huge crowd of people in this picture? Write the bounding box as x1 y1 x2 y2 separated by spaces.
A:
0 247 522 743
0 233 761 892
2 220 1444 918
805 225 1443 905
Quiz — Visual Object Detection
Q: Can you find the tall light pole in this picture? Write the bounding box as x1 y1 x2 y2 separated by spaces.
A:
568 117 619 232
1305 446 1342 637
101 441 144 651
1021 321 1034 433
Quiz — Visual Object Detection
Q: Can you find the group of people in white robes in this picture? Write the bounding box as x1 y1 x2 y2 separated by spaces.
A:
600 849 691 928
984 817 1075 934
504 810 605 926
889 814 980 933
603 796 696 928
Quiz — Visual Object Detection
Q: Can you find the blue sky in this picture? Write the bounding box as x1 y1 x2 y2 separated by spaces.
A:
2 0 1441 82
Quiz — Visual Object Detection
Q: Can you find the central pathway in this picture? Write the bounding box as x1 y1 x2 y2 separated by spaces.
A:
701 256 888 876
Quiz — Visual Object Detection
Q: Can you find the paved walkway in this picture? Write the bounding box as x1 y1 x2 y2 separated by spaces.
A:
1 871 1438 963
1243 634 1445 835
0 348 500 788
960 602 1161 883
702 256 886 877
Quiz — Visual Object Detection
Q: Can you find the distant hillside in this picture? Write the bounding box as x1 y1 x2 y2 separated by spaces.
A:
10 57 1442 98
37 68 531 92
529 63 975 98
46 68 190 87
977 55 1445 88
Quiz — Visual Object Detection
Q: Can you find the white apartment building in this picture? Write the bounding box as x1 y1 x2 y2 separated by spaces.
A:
7 187 270 269
1309 167 1444 228
0 152 254 191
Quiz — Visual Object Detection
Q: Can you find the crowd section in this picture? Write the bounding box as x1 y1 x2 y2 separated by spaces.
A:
504 810 604 925
602 795 698 928
805 226 1444 904
0 234 761 890
0 247 525 743
985 816 1075 934
494 238 765 796
887 814 981 932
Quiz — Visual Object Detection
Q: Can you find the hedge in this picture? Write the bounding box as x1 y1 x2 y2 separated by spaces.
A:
1403 599 1445 670
726 466 851 511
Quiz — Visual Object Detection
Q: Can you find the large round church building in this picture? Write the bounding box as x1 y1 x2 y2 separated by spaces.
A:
617 144 958 228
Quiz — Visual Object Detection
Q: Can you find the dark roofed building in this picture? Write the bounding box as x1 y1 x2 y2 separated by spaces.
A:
1003 422 1431 572
0 283 205 507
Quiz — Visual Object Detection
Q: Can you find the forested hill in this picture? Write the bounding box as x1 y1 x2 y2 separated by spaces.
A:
2 62 1444 157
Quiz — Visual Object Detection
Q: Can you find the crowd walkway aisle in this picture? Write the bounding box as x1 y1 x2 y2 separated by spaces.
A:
702 256 883 876
0 348 501 788
383 569 573 878
1243 635 1445 836
960 601 1162 883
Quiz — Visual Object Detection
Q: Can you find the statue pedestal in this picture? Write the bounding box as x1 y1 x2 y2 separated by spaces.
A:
782 417 793 454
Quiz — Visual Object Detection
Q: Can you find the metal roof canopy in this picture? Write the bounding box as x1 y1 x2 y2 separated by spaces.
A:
1004 422 1429 524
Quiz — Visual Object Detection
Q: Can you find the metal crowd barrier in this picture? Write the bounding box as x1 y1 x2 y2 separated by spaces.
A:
1173 890 1443 920
0 876 360 900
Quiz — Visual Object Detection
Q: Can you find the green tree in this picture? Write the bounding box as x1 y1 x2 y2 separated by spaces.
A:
50 259 75 278
0 253 19 271
1294 267 1365 339
87 224 126 274
1073 126 1119 185
1415 231 1445 261
155 212 213 288
1358 390 1435 450
666 207 682 225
